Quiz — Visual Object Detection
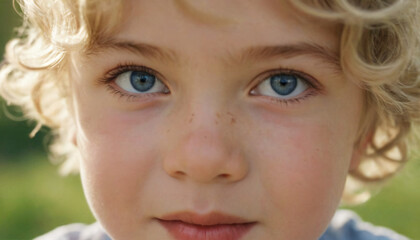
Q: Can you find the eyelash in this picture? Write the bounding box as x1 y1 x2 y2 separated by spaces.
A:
99 63 166 101
99 64 322 105
252 68 321 106
265 90 317 106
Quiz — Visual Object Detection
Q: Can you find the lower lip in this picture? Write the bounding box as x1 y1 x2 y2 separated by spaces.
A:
158 220 255 240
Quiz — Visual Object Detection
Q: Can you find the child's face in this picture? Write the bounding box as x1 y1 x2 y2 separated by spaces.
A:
70 0 364 239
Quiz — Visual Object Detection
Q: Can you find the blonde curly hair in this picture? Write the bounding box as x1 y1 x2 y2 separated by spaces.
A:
1 0 419 204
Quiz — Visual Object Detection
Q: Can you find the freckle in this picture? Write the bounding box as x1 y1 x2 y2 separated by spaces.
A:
189 113 195 123
216 112 221 118
227 112 236 124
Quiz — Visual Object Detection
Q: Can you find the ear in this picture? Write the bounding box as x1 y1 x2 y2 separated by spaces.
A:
349 131 373 171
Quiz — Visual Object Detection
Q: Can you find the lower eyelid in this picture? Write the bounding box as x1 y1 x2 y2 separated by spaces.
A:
257 88 318 106
106 84 169 102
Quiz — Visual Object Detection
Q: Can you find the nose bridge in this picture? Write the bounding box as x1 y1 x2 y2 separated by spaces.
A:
177 89 233 144
162 101 247 183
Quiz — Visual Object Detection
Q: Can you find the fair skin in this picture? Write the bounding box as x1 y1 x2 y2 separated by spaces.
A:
70 0 364 239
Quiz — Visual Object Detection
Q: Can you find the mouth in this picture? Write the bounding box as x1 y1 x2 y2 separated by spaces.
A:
156 211 256 240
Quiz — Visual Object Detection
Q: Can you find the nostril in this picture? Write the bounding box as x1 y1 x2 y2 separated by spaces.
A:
174 171 186 177
219 173 230 178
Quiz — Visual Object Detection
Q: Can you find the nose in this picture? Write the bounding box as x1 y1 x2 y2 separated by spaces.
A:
162 112 248 184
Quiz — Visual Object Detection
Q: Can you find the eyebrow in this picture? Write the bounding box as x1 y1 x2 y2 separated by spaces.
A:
90 40 341 70
232 43 341 70
90 40 179 62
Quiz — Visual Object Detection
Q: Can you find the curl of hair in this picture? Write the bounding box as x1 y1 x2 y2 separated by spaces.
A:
0 0 122 173
0 0 419 203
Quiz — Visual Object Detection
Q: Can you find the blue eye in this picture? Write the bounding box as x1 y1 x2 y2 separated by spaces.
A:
251 73 309 99
270 75 298 95
115 70 168 94
130 71 156 92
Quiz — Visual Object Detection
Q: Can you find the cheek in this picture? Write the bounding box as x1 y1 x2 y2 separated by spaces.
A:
261 123 351 200
249 117 355 237
74 97 162 235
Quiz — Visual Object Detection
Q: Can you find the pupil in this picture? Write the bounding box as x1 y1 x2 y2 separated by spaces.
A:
280 79 289 86
270 75 297 96
130 71 156 92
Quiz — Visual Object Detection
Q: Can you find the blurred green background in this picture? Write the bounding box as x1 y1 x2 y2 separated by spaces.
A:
0 1 419 239
0 1 96 240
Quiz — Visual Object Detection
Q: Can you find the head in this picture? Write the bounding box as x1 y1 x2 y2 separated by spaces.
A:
1 0 419 239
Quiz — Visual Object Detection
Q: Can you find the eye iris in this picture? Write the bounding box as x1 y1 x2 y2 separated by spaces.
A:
270 74 298 95
130 71 156 92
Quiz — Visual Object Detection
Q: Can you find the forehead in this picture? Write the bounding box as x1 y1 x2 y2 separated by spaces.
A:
111 0 340 56
81 0 342 74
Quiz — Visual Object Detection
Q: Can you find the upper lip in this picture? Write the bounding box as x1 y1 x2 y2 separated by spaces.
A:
157 211 254 226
